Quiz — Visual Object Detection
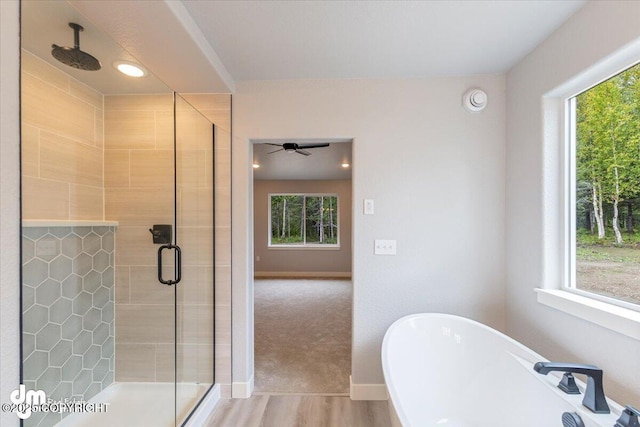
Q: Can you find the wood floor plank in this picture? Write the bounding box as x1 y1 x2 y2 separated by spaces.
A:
204 395 269 427
205 395 391 427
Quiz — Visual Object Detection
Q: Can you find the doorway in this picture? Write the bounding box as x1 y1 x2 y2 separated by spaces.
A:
251 140 353 394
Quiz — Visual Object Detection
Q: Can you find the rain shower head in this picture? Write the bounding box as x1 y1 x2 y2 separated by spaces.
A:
51 23 101 71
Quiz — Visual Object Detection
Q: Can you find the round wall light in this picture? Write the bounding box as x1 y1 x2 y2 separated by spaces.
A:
252 163 260 169
341 163 350 168
462 88 488 112
114 61 147 77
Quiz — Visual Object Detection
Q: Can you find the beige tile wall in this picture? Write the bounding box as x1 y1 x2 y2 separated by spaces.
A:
105 94 176 382
181 94 232 397
21 50 104 220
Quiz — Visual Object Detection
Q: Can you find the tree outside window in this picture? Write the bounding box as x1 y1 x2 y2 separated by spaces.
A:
573 61 640 306
269 194 338 246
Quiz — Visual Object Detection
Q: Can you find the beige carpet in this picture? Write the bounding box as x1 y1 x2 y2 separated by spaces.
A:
254 279 352 393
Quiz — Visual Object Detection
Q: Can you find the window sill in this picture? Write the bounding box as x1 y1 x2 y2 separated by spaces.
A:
268 245 341 251
535 289 640 341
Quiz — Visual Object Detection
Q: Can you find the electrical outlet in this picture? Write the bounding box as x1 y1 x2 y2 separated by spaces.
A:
374 239 396 255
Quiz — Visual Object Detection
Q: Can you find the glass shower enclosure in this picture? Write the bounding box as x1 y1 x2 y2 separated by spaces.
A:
20 1 215 426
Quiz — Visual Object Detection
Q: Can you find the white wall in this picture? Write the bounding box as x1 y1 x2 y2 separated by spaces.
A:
254 180 352 276
0 1 21 426
506 1 640 404
233 75 506 390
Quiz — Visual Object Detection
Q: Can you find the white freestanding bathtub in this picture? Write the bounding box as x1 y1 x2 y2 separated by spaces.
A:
382 313 624 427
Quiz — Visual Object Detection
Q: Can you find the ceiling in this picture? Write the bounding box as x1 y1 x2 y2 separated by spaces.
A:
22 0 170 94
22 0 587 181
181 0 586 81
253 140 352 181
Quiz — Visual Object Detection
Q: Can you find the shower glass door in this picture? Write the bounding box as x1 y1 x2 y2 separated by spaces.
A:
174 95 215 424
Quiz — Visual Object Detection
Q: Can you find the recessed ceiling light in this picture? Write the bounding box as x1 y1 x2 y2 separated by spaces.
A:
114 61 147 77
252 163 260 169
341 163 350 168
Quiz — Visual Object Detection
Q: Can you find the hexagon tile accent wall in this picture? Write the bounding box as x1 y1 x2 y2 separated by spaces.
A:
22 226 115 427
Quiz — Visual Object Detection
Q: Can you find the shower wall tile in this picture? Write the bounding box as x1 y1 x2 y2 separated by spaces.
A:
115 304 174 344
155 343 176 382
104 109 157 149
115 266 130 304
21 50 104 221
69 78 103 110
104 150 130 187
129 267 174 305
178 187 214 227
69 184 104 220
21 73 95 142
113 226 158 266
114 343 156 382
22 226 115 427
130 150 174 188
156 110 175 149
180 227 214 266
105 188 173 226
104 94 173 111
22 176 69 220
178 266 211 304
21 49 70 91
39 131 102 186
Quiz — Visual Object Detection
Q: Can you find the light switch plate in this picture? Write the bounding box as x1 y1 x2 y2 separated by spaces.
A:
364 199 374 215
374 239 396 255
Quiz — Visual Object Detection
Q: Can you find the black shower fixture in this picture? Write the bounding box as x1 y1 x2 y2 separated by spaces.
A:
51 23 102 71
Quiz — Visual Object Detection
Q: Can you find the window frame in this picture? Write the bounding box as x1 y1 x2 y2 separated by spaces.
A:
267 192 340 250
563 65 640 314
534 45 640 341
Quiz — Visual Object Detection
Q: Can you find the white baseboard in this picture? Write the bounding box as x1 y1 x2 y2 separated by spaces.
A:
349 376 388 401
254 271 351 279
232 374 254 398
185 384 220 426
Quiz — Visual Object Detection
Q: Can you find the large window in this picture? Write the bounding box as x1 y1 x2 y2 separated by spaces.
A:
269 194 339 247
570 61 640 307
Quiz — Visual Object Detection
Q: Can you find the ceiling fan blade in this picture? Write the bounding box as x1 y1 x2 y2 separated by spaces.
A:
267 148 284 154
296 149 311 156
265 143 283 147
296 143 330 149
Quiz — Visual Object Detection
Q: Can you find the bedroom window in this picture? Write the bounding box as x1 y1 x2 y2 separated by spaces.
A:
569 61 640 308
269 194 339 247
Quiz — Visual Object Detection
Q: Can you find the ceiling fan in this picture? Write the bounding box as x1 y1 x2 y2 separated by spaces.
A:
266 142 330 156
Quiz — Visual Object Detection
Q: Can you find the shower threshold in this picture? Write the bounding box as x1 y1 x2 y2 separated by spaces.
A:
55 382 210 427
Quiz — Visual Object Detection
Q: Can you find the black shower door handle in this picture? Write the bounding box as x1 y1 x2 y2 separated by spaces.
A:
157 244 182 286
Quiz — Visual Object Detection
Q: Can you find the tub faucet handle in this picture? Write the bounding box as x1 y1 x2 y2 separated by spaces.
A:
615 405 640 427
533 361 610 414
559 372 580 394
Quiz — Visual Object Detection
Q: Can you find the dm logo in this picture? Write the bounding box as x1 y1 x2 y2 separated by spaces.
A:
10 384 46 419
